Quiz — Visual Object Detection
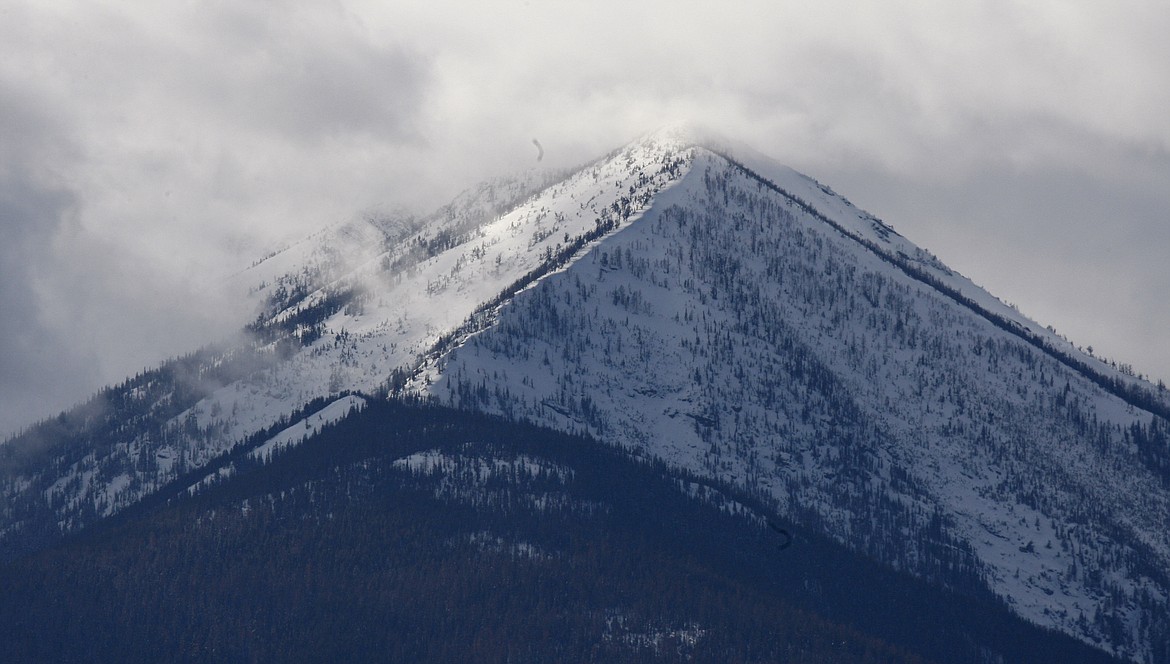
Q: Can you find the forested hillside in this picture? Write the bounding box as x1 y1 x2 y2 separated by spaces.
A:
0 400 1120 663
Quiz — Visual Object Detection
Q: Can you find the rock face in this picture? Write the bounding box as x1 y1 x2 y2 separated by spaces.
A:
3 128 1169 661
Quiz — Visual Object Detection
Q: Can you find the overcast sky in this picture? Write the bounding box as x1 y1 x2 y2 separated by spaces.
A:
2 0 1168 438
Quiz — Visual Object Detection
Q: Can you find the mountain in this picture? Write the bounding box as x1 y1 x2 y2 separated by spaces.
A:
2 127 1169 662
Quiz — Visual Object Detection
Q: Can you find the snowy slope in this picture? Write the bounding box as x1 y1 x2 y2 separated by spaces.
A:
425 135 1170 662
181 136 689 448
0 133 692 557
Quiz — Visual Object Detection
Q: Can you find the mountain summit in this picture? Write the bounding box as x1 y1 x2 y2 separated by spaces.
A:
3 129 1169 661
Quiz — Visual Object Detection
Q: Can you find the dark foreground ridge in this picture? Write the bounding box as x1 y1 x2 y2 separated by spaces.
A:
0 399 1121 663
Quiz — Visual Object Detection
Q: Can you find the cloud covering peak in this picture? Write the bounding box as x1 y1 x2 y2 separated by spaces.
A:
2 0 1169 436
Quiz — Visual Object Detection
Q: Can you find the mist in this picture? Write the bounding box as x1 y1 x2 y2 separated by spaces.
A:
3 0 1168 437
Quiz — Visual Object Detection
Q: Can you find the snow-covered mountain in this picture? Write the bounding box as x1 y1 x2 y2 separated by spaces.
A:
3 127 1169 662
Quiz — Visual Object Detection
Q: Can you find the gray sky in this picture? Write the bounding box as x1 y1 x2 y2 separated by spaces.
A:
2 0 1168 437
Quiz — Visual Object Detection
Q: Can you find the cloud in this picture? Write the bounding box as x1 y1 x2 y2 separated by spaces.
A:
820 129 1170 382
0 78 95 435
0 1 433 437
1 0 1169 436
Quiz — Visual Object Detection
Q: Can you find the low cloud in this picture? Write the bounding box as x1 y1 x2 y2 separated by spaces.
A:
1 0 1168 436
0 79 94 435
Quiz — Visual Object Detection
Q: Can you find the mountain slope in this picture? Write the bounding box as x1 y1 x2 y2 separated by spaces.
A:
2 128 1169 661
0 136 685 554
424 138 1170 661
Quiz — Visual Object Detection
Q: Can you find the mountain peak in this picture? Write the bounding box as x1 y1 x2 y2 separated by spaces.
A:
638 121 718 148
4 131 1170 661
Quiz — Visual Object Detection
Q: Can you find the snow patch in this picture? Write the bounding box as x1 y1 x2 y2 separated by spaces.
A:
249 395 367 463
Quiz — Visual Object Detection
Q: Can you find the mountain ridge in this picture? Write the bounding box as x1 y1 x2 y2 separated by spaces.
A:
423 136 1170 660
2 128 1169 661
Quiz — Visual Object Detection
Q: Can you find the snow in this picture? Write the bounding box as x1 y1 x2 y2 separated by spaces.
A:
391 448 593 515
186 465 237 497
392 449 575 485
164 134 693 464
716 135 1157 397
465 530 552 560
249 395 367 463
604 609 707 654
2 136 692 560
423 138 1170 660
